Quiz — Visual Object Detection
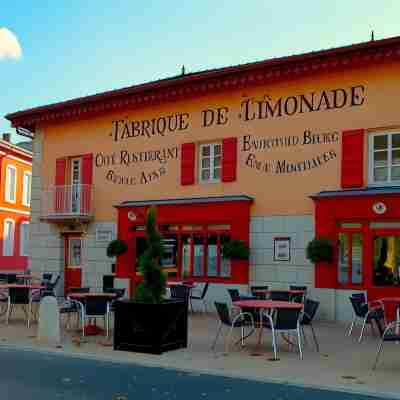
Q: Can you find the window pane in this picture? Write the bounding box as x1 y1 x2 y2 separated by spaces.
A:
374 151 387 167
202 146 210 156
214 156 221 167
207 234 218 277
392 166 400 180
193 235 204 276
393 150 400 165
392 134 400 148
201 158 210 168
373 236 400 286
214 144 221 155
352 234 362 284
3 221 14 256
220 234 231 277
374 135 388 150
338 233 349 284
213 168 221 180
201 169 210 181
161 234 178 268
374 167 388 182
181 234 191 278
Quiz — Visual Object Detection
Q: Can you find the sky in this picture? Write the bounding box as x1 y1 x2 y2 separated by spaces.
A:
1 0 400 144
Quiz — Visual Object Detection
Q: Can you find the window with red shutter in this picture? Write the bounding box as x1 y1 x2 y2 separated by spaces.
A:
81 153 93 214
341 129 364 188
181 143 195 185
222 137 237 182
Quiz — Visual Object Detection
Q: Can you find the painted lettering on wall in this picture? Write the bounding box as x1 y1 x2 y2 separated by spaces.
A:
242 129 339 175
109 85 366 141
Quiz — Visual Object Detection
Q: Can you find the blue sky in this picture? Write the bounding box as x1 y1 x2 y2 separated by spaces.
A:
1 1 400 143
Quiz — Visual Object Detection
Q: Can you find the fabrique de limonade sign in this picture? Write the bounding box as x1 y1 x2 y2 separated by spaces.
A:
94 85 365 185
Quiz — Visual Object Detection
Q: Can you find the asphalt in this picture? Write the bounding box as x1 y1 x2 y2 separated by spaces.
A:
0 347 396 400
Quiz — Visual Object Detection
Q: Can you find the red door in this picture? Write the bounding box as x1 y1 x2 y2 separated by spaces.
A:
64 235 83 294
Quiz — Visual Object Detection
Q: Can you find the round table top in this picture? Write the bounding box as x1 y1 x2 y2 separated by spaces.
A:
252 289 305 295
233 300 303 309
0 284 45 289
68 292 117 299
168 282 196 288
16 274 35 279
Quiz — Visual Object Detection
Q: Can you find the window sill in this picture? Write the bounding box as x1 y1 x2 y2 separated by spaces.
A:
198 179 221 185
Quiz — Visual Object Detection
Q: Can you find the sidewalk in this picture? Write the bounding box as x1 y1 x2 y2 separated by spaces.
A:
1 311 399 399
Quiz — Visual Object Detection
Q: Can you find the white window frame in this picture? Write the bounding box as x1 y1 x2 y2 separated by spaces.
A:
368 131 400 186
5 165 17 203
20 221 30 257
3 218 15 256
22 171 32 207
198 142 222 184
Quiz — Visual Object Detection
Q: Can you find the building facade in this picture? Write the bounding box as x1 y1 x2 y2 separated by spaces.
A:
0 135 32 271
6 36 400 321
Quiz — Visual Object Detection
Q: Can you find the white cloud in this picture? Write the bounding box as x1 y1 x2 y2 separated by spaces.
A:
0 28 22 60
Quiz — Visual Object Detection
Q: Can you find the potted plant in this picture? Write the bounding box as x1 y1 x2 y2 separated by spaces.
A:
222 239 250 260
106 239 128 258
306 237 334 263
113 207 188 354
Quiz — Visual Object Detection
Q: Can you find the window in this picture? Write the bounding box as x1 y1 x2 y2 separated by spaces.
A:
22 171 32 206
338 232 363 285
20 222 30 256
3 219 15 256
199 143 222 183
5 165 17 203
68 238 82 266
369 132 400 184
373 235 400 286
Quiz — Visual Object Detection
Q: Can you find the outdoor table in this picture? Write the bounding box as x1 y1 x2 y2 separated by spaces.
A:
376 297 400 324
252 289 305 295
67 292 117 336
0 284 45 289
233 299 303 356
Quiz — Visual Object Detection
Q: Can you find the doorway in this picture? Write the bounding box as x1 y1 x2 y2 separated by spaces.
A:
64 235 83 294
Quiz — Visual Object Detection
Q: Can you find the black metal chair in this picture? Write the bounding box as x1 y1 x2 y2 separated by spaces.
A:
289 285 307 303
348 296 384 342
42 273 53 282
211 302 255 353
0 274 8 283
250 285 269 300
6 274 17 284
42 275 61 297
79 296 111 338
106 288 126 312
264 307 303 360
300 299 320 351
170 284 190 302
269 290 291 301
6 287 33 328
190 283 209 312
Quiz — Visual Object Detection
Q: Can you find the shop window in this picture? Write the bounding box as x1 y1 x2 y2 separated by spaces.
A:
193 234 204 276
199 143 222 183
338 232 363 285
220 233 231 277
369 132 400 185
373 236 400 286
181 234 191 278
162 234 178 267
207 234 218 277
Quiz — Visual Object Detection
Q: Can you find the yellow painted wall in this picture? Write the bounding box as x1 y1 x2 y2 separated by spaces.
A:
40 61 400 221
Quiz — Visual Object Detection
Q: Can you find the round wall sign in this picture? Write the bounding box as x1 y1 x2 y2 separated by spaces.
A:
372 202 387 215
127 211 137 221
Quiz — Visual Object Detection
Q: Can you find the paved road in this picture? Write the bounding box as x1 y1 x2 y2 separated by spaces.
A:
0 347 396 400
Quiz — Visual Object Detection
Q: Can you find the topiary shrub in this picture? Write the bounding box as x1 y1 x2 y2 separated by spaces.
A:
135 207 167 303
306 237 334 263
106 239 128 258
222 240 250 260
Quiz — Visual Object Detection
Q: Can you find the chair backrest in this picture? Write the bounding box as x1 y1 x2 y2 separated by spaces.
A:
170 285 190 301
104 288 125 298
70 287 90 293
214 302 232 326
301 299 320 324
351 292 366 303
42 273 53 281
274 307 302 330
84 296 110 316
270 290 290 301
250 285 268 300
48 275 61 290
349 296 368 318
0 273 8 283
9 287 30 304
200 283 209 299
7 274 17 284
227 289 240 302
290 285 307 293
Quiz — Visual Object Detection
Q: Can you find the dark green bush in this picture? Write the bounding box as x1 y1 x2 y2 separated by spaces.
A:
106 239 128 258
306 237 334 263
222 240 250 260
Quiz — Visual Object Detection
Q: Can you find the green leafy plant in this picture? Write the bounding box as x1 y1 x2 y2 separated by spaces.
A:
135 207 167 303
222 240 250 260
106 239 128 258
306 237 334 263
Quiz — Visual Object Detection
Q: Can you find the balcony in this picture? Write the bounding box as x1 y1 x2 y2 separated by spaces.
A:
40 184 94 223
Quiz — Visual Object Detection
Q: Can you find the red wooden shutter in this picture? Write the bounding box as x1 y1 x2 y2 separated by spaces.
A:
81 153 93 214
55 158 67 213
341 129 364 188
222 137 237 182
181 143 195 185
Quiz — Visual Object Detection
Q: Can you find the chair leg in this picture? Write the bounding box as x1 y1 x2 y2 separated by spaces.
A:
27 303 32 329
301 326 308 346
241 326 245 346
6 302 11 325
372 340 384 370
359 318 367 343
271 328 278 360
297 328 303 360
347 318 356 336
211 322 222 351
310 323 320 352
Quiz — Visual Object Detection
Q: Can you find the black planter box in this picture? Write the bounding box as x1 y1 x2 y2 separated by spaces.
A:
113 299 188 355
